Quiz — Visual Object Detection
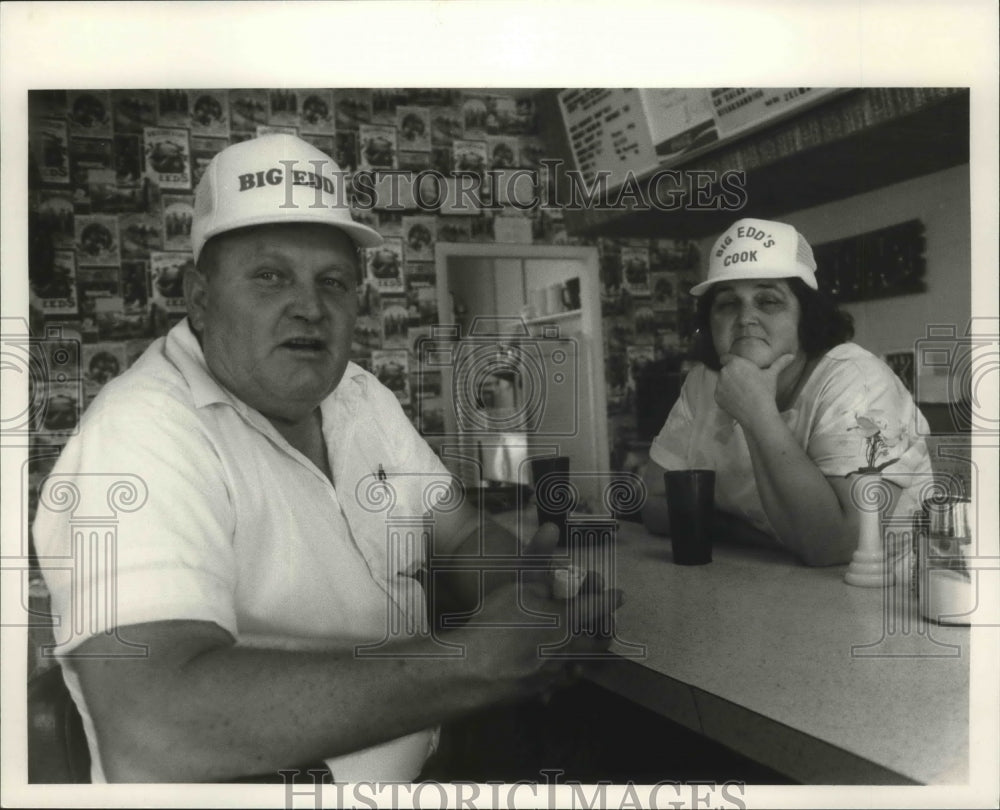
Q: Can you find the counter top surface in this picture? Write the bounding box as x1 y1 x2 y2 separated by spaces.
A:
548 518 970 785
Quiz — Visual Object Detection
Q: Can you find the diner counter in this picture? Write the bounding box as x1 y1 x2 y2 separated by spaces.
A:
571 520 970 785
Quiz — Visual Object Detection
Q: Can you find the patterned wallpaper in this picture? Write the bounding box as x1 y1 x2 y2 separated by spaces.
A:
26 88 700 515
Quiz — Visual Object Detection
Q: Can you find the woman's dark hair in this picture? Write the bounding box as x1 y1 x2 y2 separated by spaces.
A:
690 277 854 370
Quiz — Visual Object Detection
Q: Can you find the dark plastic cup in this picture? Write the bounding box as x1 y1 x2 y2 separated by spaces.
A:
664 469 715 565
531 455 571 547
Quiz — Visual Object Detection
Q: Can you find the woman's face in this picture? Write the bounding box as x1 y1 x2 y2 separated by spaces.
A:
709 279 802 368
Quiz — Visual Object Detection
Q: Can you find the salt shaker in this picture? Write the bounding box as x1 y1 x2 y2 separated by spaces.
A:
918 494 974 626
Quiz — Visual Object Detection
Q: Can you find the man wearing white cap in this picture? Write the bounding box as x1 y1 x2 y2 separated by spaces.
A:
33 135 620 783
642 218 931 566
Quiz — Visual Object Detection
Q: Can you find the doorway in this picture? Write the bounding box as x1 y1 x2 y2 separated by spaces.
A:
429 243 609 513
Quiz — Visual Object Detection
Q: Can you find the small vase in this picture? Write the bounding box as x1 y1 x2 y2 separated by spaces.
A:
844 472 894 588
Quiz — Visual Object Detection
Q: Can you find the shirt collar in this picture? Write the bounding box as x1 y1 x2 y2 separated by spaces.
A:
164 318 371 416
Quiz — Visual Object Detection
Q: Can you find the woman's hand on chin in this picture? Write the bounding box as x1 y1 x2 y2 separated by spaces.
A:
714 352 795 427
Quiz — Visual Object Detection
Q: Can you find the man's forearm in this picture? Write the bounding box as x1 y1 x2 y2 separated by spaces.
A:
77 605 548 782
74 521 620 783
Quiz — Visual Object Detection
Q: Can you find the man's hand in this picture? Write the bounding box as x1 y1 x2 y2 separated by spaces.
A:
714 352 795 428
66 522 624 782
453 522 624 703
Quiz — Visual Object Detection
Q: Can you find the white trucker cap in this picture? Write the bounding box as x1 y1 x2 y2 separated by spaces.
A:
191 133 382 263
691 218 817 297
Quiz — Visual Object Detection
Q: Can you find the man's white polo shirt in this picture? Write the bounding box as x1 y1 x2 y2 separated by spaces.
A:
33 319 451 782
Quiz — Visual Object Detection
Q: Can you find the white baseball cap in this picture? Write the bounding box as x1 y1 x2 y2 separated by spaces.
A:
691 218 817 297
191 133 382 263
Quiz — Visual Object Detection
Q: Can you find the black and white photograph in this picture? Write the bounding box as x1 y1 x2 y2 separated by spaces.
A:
371 347 411 404
396 105 432 152
37 191 75 248
402 215 436 262
189 135 227 189
111 89 157 135
372 88 408 125
358 123 398 171
298 90 335 135
34 380 82 438
379 296 411 349
119 211 162 259
142 126 191 190
68 135 113 195
620 243 651 297
87 168 138 215
333 88 372 131
82 341 128 395
112 133 144 187
365 237 405 294
148 250 191 313
486 134 519 170
461 93 490 140
160 195 193 252
31 118 71 185
156 89 190 128
73 214 120 267
266 88 300 128
3 4 998 810
431 105 464 145
35 250 78 314
649 270 679 312
66 91 113 138
228 89 268 133
75 265 123 342
189 90 229 137
451 137 488 179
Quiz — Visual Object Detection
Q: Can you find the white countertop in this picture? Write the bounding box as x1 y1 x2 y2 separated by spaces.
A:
574 520 970 785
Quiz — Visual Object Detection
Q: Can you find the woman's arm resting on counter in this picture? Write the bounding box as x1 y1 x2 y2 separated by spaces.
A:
715 354 859 566
741 415 860 566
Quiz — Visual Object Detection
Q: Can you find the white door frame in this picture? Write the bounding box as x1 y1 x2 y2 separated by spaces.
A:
432 242 610 497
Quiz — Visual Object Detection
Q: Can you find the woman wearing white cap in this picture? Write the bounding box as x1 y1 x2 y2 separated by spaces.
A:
642 218 932 566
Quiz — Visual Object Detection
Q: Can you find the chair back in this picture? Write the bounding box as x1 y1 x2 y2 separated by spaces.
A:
28 664 91 783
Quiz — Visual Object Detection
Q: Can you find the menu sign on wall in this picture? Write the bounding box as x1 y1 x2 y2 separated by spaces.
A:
557 89 657 191
558 87 840 191
636 88 719 162
708 87 834 138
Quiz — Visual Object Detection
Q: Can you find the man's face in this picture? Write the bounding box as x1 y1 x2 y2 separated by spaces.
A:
708 279 802 368
187 223 361 425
